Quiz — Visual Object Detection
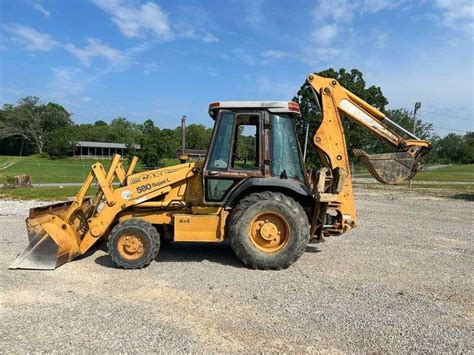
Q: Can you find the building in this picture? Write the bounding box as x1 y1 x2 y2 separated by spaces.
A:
74 141 140 159
176 149 207 161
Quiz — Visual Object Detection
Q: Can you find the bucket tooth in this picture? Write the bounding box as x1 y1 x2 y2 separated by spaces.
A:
9 232 69 270
353 149 419 185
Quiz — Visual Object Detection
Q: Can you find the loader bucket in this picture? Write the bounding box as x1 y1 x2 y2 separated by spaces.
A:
9 201 86 270
353 149 422 185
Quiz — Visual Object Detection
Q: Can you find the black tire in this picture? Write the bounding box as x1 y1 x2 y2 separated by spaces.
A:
108 219 160 269
228 192 309 270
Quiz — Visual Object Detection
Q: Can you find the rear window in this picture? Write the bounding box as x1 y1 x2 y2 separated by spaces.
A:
270 114 305 181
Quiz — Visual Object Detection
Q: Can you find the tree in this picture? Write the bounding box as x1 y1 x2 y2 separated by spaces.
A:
44 126 75 158
138 119 163 167
459 132 474 164
433 132 473 164
184 124 212 150
160 128 181 158
0 96 73 154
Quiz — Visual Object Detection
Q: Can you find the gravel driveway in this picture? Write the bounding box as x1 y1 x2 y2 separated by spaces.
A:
0 189 472 352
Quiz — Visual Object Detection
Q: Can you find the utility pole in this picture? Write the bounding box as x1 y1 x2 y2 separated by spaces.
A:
413 102 421 134
409 102 421 189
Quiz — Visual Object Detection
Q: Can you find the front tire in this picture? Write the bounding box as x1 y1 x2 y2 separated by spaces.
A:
228 192 309 270
108 219 160 269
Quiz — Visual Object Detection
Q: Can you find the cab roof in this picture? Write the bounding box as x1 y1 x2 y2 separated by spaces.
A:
208 101 300 118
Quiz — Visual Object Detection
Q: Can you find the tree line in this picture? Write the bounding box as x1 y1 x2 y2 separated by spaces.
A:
0 68 472 166
0 96 212 166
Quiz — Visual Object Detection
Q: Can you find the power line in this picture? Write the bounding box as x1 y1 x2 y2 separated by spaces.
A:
421 110 473 122
431 125 470 133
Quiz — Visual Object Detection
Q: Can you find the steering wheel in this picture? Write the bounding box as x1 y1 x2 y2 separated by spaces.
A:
232 153 243 162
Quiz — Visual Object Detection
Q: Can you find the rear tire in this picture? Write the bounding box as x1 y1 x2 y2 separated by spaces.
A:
108 219 160 269
228 192 309 270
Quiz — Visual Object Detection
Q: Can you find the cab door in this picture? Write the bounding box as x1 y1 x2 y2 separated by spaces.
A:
203 110 264 205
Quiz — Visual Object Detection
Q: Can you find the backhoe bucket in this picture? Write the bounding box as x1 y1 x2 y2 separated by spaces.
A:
353 149 422 185
9 201 85 270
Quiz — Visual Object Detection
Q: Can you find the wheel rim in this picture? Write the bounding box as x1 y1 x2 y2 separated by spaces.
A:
117 233 146 260
249 212 290 253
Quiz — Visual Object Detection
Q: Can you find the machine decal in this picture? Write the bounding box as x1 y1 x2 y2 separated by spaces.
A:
339 99 398 141
121 190 132 200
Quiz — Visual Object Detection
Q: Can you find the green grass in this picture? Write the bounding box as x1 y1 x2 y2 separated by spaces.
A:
0 155 186 184
414 164 474 182
160 159 181 167
0 155 172 184
0 186 95 200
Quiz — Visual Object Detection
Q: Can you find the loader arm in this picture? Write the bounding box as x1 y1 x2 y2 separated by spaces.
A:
10 155 198 270
306 74 431 238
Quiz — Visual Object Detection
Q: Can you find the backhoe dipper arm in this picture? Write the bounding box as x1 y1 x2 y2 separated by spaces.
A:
305 74 431 238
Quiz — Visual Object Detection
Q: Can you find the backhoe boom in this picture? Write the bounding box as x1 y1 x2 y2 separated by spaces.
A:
306 74 432 239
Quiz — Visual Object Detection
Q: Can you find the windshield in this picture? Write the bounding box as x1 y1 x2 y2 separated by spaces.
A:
207 111 234 170
270 114 305 181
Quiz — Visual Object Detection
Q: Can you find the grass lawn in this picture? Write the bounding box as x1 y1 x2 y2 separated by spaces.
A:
0 155 118 184
0 186 94 200
414 164 474 182
0 155 186 184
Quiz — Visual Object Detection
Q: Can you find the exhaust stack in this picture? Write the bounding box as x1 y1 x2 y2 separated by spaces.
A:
178 115 188 163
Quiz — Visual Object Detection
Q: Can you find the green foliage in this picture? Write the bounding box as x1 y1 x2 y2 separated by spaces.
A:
44 127 76 158
0 97 73 154
432 132 473 164
139 120 163 167
185 124 212 150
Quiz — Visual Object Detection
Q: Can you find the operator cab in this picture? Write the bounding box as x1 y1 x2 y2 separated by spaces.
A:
204 101 308 205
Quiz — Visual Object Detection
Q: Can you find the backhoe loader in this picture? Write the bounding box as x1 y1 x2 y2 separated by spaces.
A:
10 74 431 270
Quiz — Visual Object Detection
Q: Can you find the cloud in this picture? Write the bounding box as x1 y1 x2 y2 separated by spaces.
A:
255 76 300 98
434 0 473 35
174 5 219 43
63 38 126 66
311 24 339 44
371 29 389 48
51 67 87 96
3 23 135 67
231 48 257 65
47 67 105 107
92 0 172 40
143 61 159 74
313 0 404 23
312 0 406 45
32 2 50 17
241 0 265 31
4 24 56 51
261 50 290 60
312 0 357 23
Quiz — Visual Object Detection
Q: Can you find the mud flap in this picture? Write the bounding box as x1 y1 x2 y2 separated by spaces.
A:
9 232 69 270
353 149 421 185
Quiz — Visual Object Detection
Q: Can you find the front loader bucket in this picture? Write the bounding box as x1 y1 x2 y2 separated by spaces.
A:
353 149 422 185
9 232 65 270
9 201 85 270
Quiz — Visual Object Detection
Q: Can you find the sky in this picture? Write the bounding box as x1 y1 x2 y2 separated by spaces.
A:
0 0 473 136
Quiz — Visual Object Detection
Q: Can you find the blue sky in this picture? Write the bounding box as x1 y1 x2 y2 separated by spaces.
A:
0 0 472 135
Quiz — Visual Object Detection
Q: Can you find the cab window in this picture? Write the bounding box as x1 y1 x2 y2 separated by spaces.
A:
270 113 305 180
231 114 260 170
207 111 233 170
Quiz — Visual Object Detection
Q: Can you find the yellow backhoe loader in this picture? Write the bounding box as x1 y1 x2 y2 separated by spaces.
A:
10 74 431 270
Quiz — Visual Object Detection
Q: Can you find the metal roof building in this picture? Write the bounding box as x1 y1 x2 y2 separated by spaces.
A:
74 141 140 159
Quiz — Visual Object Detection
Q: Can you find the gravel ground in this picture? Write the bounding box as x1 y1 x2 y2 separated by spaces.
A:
0 189 472 352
